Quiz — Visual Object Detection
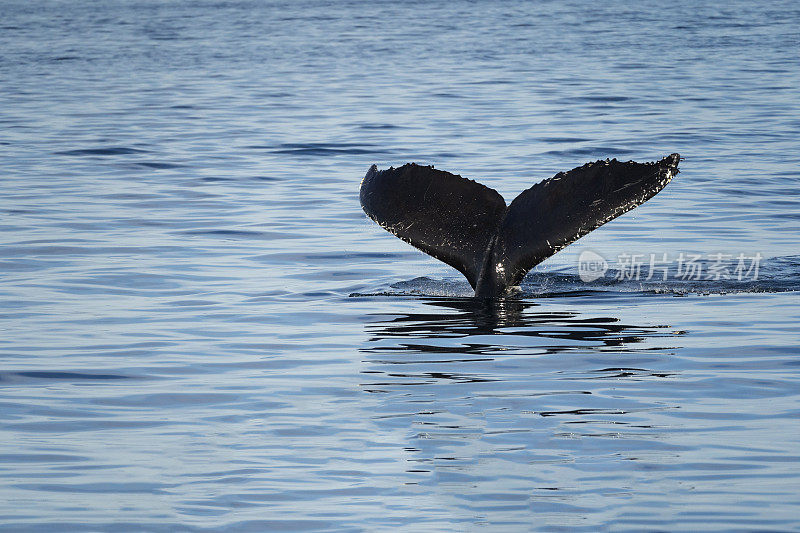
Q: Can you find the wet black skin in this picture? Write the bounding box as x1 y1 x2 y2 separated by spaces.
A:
360 154 680 298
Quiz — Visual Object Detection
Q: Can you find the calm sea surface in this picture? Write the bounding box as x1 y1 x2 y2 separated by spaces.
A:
1 0 799 530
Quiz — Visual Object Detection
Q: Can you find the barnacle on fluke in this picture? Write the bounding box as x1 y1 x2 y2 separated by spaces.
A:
360 154 681 298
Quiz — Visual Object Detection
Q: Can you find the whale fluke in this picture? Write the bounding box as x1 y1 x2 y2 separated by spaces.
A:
360 154 680 298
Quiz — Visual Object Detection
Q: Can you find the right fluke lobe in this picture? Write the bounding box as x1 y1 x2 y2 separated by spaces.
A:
360 154 680 298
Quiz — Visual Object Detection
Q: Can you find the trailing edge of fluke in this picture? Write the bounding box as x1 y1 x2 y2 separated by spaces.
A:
360 154 681 298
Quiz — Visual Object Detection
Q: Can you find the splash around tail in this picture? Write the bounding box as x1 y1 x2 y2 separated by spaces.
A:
360 154 681 298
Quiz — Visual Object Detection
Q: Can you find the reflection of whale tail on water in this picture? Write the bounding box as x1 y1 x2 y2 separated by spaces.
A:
360 154 681 298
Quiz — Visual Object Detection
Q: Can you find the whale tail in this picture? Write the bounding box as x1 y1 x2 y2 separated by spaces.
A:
360 154 681 297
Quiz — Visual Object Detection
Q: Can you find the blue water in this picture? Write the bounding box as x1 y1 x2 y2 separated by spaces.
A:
2 0 799 530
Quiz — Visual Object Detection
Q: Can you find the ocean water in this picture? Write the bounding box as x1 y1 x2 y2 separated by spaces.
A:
1 0 799 530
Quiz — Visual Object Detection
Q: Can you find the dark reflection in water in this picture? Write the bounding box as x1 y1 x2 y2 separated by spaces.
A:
357 297 697 521
365 298 528 340
360 297 681 395
363 297 676 354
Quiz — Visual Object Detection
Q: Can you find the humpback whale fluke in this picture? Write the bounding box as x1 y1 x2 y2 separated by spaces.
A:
360 154 681 298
